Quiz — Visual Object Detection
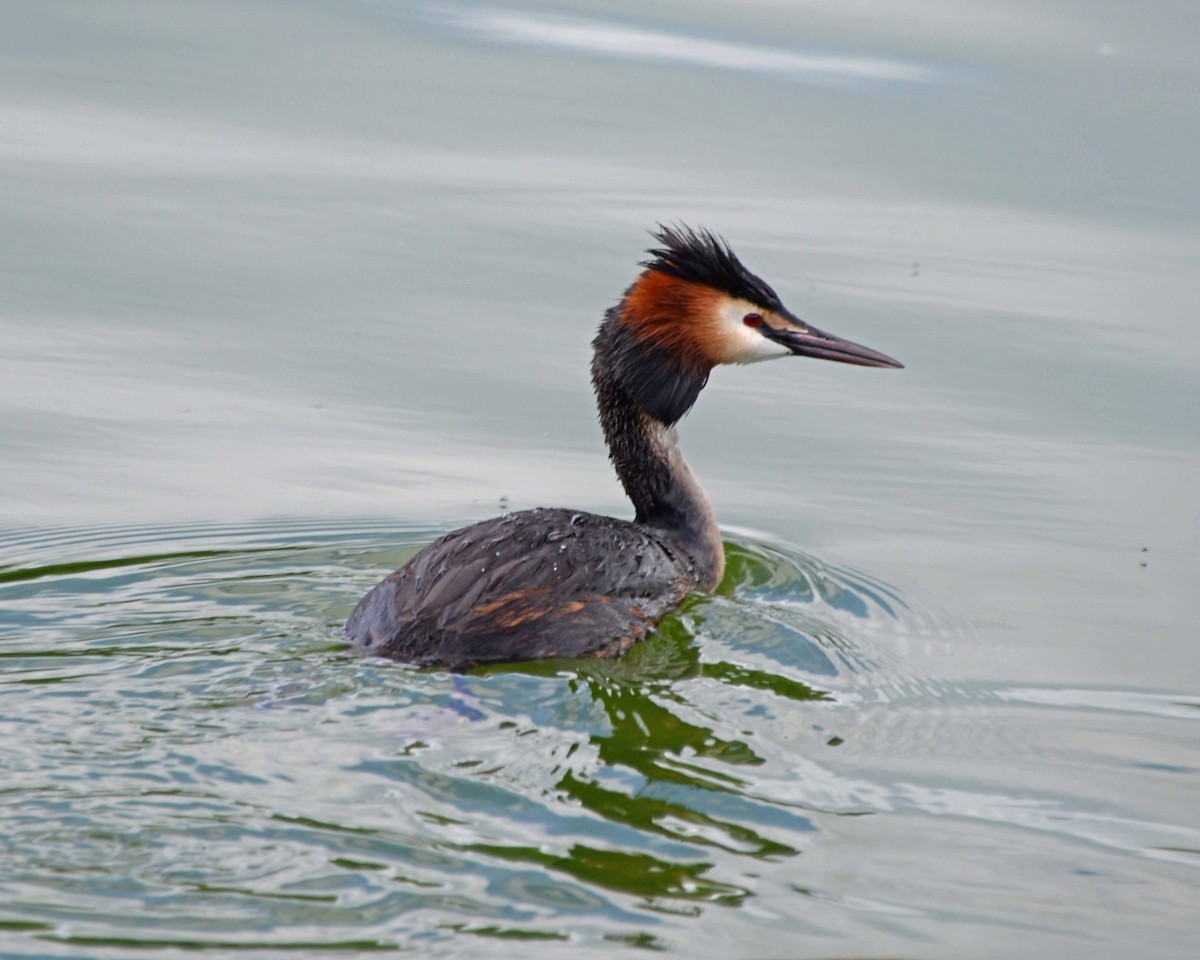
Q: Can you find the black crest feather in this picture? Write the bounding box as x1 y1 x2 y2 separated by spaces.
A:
643 224 783 311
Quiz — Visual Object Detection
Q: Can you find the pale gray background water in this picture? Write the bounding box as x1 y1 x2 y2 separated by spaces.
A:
2 2 1198 958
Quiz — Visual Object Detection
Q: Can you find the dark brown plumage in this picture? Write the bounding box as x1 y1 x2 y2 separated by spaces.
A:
345 509 694 668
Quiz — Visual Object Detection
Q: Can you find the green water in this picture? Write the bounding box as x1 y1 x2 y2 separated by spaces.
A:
2 2 1198 957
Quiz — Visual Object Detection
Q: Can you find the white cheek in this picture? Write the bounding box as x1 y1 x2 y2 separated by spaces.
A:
720 303 791 364
732 330 791 364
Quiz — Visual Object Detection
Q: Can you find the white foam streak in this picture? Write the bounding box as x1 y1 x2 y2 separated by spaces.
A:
443 8 935 85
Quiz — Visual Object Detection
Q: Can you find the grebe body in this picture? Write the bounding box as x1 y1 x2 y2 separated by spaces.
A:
345 226 901 668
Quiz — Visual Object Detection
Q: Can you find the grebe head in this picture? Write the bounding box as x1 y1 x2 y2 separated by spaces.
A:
598 225 902 425
636 224 905 368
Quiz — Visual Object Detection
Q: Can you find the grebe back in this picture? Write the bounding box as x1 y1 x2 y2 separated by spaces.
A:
345 225 901 668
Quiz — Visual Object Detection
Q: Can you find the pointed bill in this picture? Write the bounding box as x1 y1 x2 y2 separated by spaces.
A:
761 317 903 369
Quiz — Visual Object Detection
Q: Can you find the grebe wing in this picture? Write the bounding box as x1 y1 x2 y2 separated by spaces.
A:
344 508 694 667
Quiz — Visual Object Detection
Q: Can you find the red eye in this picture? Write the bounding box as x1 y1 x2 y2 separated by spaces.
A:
743 313 763 327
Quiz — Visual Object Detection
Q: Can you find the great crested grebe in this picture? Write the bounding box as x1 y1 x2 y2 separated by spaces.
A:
345 225 901 668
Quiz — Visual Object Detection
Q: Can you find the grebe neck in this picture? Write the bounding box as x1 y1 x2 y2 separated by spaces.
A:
591 315 724 589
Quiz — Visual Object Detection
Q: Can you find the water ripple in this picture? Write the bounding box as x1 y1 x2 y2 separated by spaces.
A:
0 519 1195 955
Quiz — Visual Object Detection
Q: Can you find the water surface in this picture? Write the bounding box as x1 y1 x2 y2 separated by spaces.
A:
1 1 1198 957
